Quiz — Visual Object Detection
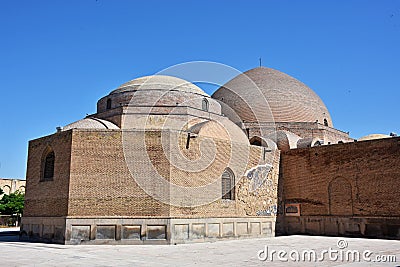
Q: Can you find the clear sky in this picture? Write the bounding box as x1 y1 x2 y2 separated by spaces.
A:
1 0 399 179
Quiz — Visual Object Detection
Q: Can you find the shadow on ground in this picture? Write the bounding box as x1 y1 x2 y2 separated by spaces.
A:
0 229 20 242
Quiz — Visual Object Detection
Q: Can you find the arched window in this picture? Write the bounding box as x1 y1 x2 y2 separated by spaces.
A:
249 136 270 154
250 137 262 146
313 140 322 146
106 99 112 110
324 118 328 127
222 168 235 200
249 136 269 147
202 98 209 112
42 150 55 181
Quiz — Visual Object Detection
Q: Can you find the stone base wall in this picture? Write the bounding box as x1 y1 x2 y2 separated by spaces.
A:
169 217 275 244
20 216 276 245
277 216 400 239
20 217 66 244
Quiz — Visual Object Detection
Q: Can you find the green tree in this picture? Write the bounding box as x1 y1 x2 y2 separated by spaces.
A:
0 190 25 216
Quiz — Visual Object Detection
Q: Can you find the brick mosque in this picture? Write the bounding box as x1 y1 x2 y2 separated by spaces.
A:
21 66 400 244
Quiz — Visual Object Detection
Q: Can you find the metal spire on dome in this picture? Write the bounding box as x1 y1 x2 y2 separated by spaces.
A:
259 57 262 67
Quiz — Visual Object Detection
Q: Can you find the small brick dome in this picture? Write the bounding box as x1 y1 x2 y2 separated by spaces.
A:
111 75 208 96
188 119 249 145
358 134 391 141
63 118 119 131
97 75 220 114
212 67 333 127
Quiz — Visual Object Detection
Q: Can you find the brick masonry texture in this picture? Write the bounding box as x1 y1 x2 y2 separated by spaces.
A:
68 130 171 217
212 67 333 126
66 129 278 218
277 136 400 238
24 131 72 217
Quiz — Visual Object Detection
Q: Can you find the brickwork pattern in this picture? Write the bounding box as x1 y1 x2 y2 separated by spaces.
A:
24 131 72 217
68 130 170 217
25 128 278 220
280 137 400 217
212 67 333 126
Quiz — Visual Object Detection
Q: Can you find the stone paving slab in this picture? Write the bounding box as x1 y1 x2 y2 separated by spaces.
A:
0 235 398 266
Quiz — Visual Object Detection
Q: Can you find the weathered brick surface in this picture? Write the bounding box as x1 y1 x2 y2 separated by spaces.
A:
278 137 400 238
24 131 72 217
24 128 277 220
68 130 171 217
170 145 280 218
280 137 400 216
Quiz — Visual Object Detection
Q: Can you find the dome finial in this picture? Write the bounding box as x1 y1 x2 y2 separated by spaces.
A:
259 57 262 67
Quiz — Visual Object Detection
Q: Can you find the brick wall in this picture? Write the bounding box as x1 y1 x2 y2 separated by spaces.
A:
68 130 171 217
280 136 400 216
24 131 72 217
25 128 279 220
67 129 279 218
278 136 400 238
170 143 280 218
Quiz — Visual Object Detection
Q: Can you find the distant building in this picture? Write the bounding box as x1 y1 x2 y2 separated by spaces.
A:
21 67 400 244
0 178 25 195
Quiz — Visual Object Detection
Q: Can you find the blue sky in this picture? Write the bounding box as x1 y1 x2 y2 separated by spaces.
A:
1 0 399 179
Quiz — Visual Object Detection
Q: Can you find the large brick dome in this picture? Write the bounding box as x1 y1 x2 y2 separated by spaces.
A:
212 67 333 127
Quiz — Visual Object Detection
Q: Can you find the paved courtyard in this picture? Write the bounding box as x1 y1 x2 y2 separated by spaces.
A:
0 228 398 266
